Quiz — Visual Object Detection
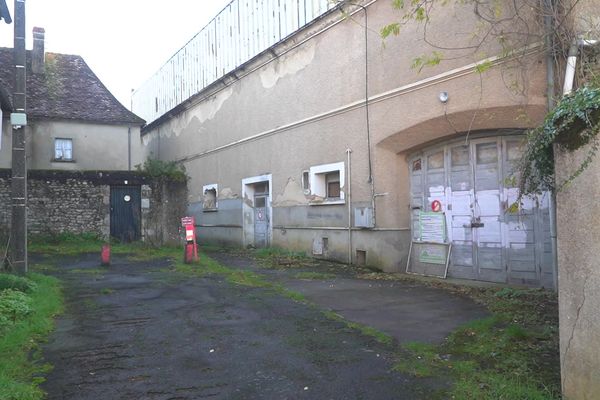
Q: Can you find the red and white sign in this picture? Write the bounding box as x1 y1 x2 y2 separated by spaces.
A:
431 200 442 212
181 216 195 227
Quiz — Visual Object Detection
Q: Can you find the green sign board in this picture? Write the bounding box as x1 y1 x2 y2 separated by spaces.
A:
419 244 447 265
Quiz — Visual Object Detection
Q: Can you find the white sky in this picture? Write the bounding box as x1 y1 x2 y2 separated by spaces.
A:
0 0 232 109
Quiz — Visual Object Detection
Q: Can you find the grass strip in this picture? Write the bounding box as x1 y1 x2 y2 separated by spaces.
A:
0 273 63 400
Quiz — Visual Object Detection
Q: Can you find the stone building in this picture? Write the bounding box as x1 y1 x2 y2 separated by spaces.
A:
0 28 184 243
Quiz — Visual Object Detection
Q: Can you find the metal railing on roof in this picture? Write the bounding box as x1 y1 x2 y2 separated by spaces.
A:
132 0 335 125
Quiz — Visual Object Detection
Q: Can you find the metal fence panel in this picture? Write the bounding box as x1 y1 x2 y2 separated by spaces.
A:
132 0 334 124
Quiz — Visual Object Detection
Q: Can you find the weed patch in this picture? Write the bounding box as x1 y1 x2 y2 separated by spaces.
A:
322 310 394 346
393 287 560 399
0 274 38 293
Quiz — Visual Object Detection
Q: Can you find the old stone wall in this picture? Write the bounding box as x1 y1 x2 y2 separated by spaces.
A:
0 169 187 245
142 180 188 246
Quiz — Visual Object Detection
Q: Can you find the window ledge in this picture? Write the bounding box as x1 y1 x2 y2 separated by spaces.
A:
51 159 76 163
309 199 345 206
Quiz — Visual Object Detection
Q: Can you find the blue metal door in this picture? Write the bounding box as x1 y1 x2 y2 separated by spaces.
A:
110 186 141 242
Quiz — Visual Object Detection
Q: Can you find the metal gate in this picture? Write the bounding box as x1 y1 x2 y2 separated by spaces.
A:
409 134 552 286
110 185 141 242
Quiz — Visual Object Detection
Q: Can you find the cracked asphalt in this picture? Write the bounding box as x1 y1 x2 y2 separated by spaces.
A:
40 254 442 400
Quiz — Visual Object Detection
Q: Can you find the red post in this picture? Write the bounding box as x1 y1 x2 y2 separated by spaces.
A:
101 244 111 266
182 217 198 264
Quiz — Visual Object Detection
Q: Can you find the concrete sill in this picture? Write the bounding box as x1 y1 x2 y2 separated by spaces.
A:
309 199 345 206
51 158 76 163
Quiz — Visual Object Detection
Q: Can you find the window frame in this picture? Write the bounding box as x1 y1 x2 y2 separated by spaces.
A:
308 161 345 205
53 138 74 162
202 183 218 212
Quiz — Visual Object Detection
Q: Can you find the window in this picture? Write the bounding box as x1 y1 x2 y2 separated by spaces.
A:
202 184 218 211
308 161 345 204
54 138 73 161
325 171 340 198
302 171 310 193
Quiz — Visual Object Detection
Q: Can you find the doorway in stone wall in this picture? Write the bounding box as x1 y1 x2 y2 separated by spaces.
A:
110 185 141 242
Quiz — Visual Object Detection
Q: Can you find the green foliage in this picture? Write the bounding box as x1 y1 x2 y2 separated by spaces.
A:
0 274 63 400
0 274 38 293
518 85 600 197
135 156 188 182
474 60 493 74
322 310 394 345
0 290 32 330
411 51 443 72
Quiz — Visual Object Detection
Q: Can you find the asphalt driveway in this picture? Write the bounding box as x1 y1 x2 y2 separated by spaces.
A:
40 251 487 399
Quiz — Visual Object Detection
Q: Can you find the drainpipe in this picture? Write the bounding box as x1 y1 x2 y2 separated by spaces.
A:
347 2 376 228
543 0 558 291
127 126 132 171
346 148 353 264
563 39 599 95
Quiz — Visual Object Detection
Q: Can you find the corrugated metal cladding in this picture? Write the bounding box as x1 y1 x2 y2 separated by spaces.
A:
132 0 336 124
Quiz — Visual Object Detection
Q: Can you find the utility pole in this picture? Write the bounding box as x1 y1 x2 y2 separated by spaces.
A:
10 0 27 274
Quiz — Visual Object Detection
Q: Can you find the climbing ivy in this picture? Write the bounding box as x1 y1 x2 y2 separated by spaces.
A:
518 85 600 197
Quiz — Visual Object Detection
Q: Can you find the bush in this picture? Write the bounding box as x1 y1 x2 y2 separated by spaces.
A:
0 274 37 293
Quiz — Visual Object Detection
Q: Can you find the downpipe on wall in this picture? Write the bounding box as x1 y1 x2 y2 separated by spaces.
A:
346 148 353 264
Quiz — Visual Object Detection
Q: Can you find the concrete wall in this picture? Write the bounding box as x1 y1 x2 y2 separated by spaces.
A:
139 0 547 271
0 118 143 171
555 115 600 399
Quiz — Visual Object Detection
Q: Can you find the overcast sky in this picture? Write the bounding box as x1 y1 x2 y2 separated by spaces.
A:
0 0 232 109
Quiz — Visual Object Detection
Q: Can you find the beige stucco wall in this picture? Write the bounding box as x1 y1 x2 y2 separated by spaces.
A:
140 0 547 270
0 119 142 171
556 144 600 399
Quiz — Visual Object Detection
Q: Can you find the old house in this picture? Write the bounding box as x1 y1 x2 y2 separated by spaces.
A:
0 28 162 242
134 0 555 288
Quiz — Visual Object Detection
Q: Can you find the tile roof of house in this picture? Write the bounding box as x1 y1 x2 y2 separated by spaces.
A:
0 47 145 125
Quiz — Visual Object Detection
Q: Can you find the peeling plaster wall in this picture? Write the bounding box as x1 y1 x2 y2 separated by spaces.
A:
141 0 547 271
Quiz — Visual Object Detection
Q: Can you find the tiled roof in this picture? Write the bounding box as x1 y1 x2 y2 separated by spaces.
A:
0 47 144 125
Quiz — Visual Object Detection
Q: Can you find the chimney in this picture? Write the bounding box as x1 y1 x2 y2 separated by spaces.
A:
32 27 45 74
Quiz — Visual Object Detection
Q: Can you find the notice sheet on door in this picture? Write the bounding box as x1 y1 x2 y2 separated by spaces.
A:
418 212 446 244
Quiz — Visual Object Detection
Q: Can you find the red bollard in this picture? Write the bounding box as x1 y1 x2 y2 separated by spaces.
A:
101 244 111 266
184 242 196 264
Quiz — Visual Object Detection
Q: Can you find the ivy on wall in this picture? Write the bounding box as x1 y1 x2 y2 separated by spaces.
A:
518 85 600 197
